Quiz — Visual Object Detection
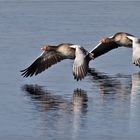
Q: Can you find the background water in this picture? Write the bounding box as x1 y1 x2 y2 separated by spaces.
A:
0 1 140 140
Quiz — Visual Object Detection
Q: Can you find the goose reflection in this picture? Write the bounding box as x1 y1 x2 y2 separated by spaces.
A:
88 69 140 134
88 68 132 95
88 67 140 124
88 68 140 97
131 73 140 95
22 85 88 113
22 84 66 112
22 85 88 138
130 73 140 130
21 71 140 138
72 89 88 113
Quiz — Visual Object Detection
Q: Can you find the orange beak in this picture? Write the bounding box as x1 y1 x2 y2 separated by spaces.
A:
41 45 49 51
100 38 106 43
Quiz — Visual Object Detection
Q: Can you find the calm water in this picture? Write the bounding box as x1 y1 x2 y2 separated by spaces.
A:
0 1 140 140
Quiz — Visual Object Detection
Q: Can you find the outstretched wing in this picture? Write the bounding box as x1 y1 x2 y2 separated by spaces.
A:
127 35 140 67
132 41 140 67
21 51 65 77
89 41 119 59
72 47 89 81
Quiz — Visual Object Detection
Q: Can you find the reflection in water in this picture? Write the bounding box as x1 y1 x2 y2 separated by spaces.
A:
72 89 88 139
88 68 140 96
22 84 68 112
131 73 140 94
88 68 140 136
22 85 88 138
22 85 88 113
88 68 132 95
130 73 140 133
22 70 140 139
72 89 88 113
131 73 140 107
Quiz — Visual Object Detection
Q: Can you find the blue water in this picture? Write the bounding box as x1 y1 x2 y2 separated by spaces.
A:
0 1 140 140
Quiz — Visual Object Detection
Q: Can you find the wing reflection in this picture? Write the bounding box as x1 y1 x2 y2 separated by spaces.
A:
131 73 140 94
88 68 132 95
22 85 88 138
22 85 88 113
88 69 140 134
22 84 67 112
21 71 140 138
72 89 88 113
130 72 140 112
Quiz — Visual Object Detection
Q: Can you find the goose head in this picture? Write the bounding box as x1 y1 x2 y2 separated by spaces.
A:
100 32 133 47
113 32 132 47
100 38 111 43
41 45 51 51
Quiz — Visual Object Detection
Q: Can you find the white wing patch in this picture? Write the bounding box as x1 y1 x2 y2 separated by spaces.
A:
132 42 140 67
71 45 88 81
127 35 140 67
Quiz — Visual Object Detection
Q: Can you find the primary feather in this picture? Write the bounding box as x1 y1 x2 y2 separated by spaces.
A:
21 51 64 77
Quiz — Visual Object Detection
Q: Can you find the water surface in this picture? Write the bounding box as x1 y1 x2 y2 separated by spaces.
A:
0 1 140 140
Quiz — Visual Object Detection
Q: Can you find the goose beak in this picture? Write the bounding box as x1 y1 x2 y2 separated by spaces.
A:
100 38 108 43
41 45 49 51
99 38 104 43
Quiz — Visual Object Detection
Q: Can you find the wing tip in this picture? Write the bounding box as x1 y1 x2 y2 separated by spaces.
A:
73 67 88 81
20 68 34 78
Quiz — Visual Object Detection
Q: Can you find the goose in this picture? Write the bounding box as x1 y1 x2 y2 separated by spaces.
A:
90 32 140 67
89 32 133 60
21 44 93 81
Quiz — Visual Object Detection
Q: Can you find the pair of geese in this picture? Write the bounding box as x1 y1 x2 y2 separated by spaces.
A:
21 32 140 81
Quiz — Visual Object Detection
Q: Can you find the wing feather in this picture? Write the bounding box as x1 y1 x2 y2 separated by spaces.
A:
21 51 65 77
72 47 89 81
130 37 140 67
89 42 119 59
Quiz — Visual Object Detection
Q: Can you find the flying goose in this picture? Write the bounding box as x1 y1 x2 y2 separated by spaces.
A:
21 44 93 81
90 32 140 67
89 32 133 60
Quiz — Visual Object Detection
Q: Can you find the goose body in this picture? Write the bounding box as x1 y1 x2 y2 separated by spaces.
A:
21 43 92 81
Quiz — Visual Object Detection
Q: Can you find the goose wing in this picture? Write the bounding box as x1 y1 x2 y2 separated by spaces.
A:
72 46 89 81
127 35 140 67
89 41 119 59
21 51 65 77
132 41 140 67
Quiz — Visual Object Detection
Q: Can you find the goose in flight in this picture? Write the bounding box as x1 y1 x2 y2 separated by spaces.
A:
21 44 93 81
90 32 140 67
89 32 133 60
